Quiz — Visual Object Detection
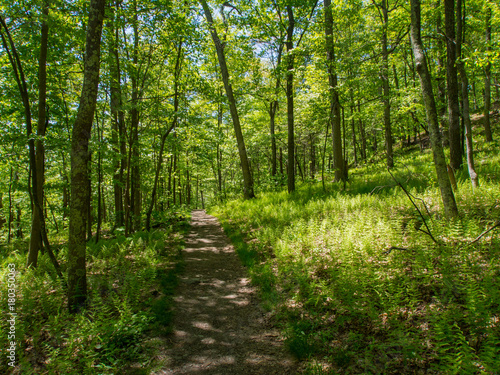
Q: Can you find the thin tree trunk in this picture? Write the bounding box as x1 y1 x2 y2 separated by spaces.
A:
0 9 61 277
130 0 142 231
279 147 284 175
167 155 172 208
381 0 393 168
87 152 92 241
456 0 478 188
96 113 103 242
410 0 458 218
436 6 447 131
146 40 182 231
68 0 105 312
27 0 49 267
358 101 367 160
186 150 191 205
270 45 282 177
321 119 329 191
286 6 296 193
109 6 125 227
445 0 462 169
483 5 493 141
201 0 255 199
7 167 13 243
61 151 69 219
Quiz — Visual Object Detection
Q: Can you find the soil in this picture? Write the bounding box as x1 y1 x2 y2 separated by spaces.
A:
154 210 298 374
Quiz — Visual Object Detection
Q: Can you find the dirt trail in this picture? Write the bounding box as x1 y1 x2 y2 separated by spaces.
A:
155 210 297 374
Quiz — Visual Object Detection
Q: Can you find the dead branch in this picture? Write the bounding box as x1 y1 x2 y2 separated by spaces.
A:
460 221 500 249
382 246 409 255
370 184 396 195
387 167 439 244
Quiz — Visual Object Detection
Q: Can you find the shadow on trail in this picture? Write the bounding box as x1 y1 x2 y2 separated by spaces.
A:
156 210 296 375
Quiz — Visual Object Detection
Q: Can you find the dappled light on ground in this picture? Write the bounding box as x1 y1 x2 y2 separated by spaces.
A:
155 210 296 374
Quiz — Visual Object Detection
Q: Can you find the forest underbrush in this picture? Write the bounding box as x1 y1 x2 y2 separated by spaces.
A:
211 128 500 374
0 210 189 374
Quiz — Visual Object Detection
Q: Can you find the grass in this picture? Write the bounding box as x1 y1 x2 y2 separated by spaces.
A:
210 136 500 373
0 213 189 374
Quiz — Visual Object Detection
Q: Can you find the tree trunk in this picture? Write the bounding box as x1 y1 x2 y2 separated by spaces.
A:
436 6 447 131
61 151 69 219
324 0 344 181
130 0 141 231
146 40 182 231
167 155 172 208
381 0 394 168
201 0 255 199
7 168 13 242
217 98 223 198
109 8 125 227
456 0 479 188
286 6 296 193
96 113 103 242
68 0 105 312
445 0 462 169
483 5 493 142
269 101 278 177
269 45 282 178
358 101 367 160
410 0 458 218
1 8 62 277
27 0 49 267
279 147 284 175
186 151 191 205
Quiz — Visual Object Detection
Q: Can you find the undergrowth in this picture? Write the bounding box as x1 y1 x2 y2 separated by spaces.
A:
0 214 189 375
211 140 500 373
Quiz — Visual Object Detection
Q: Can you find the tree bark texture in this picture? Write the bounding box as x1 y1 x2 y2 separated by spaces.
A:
68 0 106 313
410 0 458 218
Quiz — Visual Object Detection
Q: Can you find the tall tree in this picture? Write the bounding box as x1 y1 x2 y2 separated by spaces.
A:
371 0 394 168
324 0 344 181
108 1 126 228
146 39 183 231
67 0 106 313
0 8 62 278
130 0 142 231
444 0 462 170
410 0 458 218
483 3 493 142
285 6 296 192
201 0 255 199
456 0 478 188
27 0 49 267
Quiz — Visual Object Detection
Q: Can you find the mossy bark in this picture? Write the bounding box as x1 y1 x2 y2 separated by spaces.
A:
68 0 106 313
410 0 458 218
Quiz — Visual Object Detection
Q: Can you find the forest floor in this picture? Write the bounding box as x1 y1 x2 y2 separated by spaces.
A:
151 210 298 374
